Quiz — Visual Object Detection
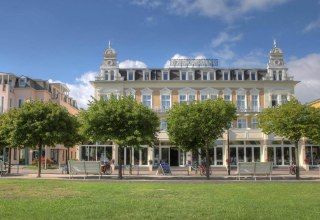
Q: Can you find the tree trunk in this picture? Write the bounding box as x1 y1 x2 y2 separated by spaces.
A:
66 148 70 174
205 143 210 180
118 146 123 179
38 144 42 178
295 140 300 180
8 147 12 174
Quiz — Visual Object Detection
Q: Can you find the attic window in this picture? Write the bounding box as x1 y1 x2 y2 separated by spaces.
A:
19 78 26 87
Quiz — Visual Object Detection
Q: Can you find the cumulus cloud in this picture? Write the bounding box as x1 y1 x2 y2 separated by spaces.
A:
231 49 267 68
211 32 243 48
50 71 96 109
287 54 320 103
304 18 320 32
134 0 289 22
119 60 147 68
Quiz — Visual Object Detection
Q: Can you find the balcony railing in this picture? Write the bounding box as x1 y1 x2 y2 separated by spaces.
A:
237 107 263 113
153 106 171 113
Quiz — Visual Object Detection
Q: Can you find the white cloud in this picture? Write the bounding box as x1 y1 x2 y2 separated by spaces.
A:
167 0 289 22
211 32 243 48
304 18 320 32
119 60 147 68
231 49 267 68
131 0 162 8
50 71 96 109
287 54 320 103
212 45 235 61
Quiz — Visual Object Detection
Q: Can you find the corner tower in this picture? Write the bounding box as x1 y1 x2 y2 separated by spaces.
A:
267 39 288 80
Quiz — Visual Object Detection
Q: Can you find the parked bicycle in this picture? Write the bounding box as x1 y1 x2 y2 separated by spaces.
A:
199 163 212 176
101 162 112 175
289 161 296 175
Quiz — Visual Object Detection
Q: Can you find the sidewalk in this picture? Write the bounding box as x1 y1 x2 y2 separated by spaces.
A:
1 165 320 182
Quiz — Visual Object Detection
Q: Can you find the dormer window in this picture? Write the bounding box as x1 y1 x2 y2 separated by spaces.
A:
181 71 187 80
223 72 229 80
143 71 150 80
279 71 282 80
237 71 243 80
127 71 134 81
162 71 169 80
19 78 26 87
250 71 256 81
180 71 194 80
203 72 208 80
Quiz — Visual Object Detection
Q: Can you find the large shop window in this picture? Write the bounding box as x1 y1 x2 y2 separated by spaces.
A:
305 146 320 166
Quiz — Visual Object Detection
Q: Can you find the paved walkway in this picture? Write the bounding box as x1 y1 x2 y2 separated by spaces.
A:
1 165 320 182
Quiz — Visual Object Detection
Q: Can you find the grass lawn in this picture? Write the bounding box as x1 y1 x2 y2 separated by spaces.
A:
0 180 319 220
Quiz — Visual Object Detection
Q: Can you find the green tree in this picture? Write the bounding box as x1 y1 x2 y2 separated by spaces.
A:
0 109 20 174
167 99 237 180
258 99 314 179
11 101 80 177
79 96 159 179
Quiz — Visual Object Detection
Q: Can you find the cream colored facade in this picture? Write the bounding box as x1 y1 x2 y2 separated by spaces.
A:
87 41 311 169
0 73 79 165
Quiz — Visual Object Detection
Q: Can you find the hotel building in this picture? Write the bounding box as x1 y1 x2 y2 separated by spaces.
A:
87 41 313 169
0 73 79 165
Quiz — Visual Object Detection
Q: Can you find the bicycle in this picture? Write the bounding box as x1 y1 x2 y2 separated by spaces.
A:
289 161 296 175
101 163 112 175
198 164 212 176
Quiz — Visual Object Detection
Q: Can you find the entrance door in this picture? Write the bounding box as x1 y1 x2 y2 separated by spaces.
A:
170 148 179 166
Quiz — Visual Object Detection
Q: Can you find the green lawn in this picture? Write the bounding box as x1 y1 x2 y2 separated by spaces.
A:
0 180 319 220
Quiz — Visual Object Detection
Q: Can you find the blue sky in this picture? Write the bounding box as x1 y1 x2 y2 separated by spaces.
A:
1 0 320 108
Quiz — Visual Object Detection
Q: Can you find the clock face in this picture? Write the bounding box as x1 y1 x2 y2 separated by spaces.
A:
107 60 114 65
274 60 279 65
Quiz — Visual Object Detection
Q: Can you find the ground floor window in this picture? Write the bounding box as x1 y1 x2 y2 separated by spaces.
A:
230 146 260 165
305 146 320 166
81 145 112 162
267 146 295 166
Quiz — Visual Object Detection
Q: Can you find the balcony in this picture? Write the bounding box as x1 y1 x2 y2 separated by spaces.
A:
237 107 263 113
153 106 171 113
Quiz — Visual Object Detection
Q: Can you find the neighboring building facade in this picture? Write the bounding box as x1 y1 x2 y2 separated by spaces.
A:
0 73 79 165
88 41 312 168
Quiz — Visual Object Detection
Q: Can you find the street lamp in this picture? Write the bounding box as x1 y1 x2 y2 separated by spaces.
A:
227 123 231 175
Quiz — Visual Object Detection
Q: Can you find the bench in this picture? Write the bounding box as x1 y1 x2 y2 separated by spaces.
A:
68 161 102 180
0 160 7 176
237 162 272 181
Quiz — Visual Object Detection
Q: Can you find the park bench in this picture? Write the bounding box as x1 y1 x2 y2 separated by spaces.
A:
68 160 102 180
237 162 272 181
0 160 7 176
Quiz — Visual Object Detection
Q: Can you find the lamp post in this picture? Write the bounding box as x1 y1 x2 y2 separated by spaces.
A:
227 124 231 175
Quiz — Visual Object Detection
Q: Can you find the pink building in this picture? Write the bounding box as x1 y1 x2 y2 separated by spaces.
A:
0 72 79 166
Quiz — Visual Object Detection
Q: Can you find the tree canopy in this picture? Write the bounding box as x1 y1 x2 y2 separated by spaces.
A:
167 99 237 179
79 96 160 179
7 101 81 177
258 99 316 179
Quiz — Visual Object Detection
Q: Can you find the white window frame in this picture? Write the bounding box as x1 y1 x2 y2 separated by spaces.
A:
237 71 243 81
127 70 135 81
271 94 278 107
236 88 247 112
160 88 172 112
223 88 232 102
223 71 229 80
200 88 219 101
180 71 194 80
237 117 247 129
141 88 153 109
143 71 150 81
160 118 168 131
19 77 26 87
250 71 257 81
179 88 197 103
281 94 287 105
162 71 169 80
252 117 258 129
125 88 136 99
